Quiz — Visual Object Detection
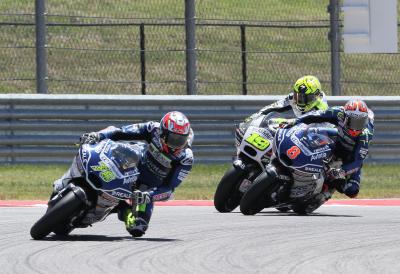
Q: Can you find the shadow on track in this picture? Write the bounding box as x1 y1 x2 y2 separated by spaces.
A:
133 237 182 242
223 211 361 218
258 210 361 218
34 234 181 242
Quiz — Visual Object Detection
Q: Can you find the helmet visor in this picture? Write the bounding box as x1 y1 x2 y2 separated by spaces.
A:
165 132 188 149
345 116 368 131
293 92 316 107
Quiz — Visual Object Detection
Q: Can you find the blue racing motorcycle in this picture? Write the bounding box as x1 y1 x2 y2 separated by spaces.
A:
30 139 142 240
240 123 339 215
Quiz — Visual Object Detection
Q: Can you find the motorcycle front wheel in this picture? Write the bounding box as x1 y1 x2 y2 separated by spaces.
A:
240 171 277 215
30 190 85 240
214 166 247 213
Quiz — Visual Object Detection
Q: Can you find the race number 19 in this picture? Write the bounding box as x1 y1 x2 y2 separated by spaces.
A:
245 133 270 151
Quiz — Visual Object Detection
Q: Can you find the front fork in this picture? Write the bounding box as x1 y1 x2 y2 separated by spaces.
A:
233 157 263 193
48 183 90 209
131 195 139 219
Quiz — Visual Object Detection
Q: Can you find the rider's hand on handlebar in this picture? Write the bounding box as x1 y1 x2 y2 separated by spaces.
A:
326 168 346 180
133 190 152 205
280 118 296 129
79 132 100 145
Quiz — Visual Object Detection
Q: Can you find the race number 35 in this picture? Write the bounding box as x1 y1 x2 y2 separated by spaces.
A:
245 133 270 151
287 146 301 159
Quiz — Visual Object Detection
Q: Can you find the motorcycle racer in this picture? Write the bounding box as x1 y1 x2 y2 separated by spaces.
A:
290 99 374 198
245 75 328 122
55 111 194 237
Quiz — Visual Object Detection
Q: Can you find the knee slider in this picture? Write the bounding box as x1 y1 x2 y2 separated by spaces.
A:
343 180 360 198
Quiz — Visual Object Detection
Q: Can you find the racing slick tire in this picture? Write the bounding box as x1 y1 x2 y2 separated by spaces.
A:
214 166 247 213
30 190 85 240
240 171 277 215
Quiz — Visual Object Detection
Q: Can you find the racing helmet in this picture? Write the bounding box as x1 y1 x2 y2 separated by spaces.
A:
343 99 369 137
160 111 191 152
293 75 322 112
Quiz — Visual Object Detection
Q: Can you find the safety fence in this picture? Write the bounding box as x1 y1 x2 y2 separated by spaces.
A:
1 0 399 96
0 95 398 164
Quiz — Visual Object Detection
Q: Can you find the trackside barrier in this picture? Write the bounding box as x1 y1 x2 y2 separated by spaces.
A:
0 94 399 164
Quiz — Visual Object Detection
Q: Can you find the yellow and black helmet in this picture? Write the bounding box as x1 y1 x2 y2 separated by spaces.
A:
293 75 322 112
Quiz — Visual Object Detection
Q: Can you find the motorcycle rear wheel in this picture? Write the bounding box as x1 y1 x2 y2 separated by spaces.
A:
240 172 277 215
214 166 247 213
30 190 85 240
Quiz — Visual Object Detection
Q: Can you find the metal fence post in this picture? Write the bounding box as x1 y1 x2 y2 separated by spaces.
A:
35 0 48 94
185 0 197 95
240 25 248 95
140 23 146 95
328 0 341 96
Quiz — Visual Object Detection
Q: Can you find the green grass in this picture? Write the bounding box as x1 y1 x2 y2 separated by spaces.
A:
0 163 399 200
1 1 399 95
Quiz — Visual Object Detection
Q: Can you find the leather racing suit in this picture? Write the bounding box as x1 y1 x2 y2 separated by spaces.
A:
245 92 328 123
295 106 374 197
98 121 194 226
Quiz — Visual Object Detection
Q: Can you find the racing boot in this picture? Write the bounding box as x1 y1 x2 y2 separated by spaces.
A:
122 210 148 238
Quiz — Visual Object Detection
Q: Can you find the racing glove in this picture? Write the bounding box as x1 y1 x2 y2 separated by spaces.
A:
326 168 346 181
79 132 100 145
133 190 152 205
281 118 296 128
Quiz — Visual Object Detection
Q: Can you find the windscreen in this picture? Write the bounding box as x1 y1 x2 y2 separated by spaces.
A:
110 145 139 172
305 128 336 149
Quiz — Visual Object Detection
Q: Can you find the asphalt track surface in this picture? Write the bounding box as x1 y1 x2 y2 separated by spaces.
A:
2 204 400 274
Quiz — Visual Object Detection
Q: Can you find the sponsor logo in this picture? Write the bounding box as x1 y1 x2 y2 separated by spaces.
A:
310 152 327 161
359 148 368 159
286 127 296 137
149 143 172 168
313 145 330 153
305 166 322 172
81 149 88 160
123 175 138 185
147 122 157 132
346 167 360 175
153 191 171 201
290 135 311 155
277 129 284 142
124 170 138 176
278 174 291 181
177 169 190 181
94 141 106 154
146 160 168 178
181 149 194 165
111 190 131 199
122 124 140 134
337 111 344 120
100 141 112 154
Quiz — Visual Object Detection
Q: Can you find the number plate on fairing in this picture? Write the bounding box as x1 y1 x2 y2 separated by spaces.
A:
239 126 273 164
